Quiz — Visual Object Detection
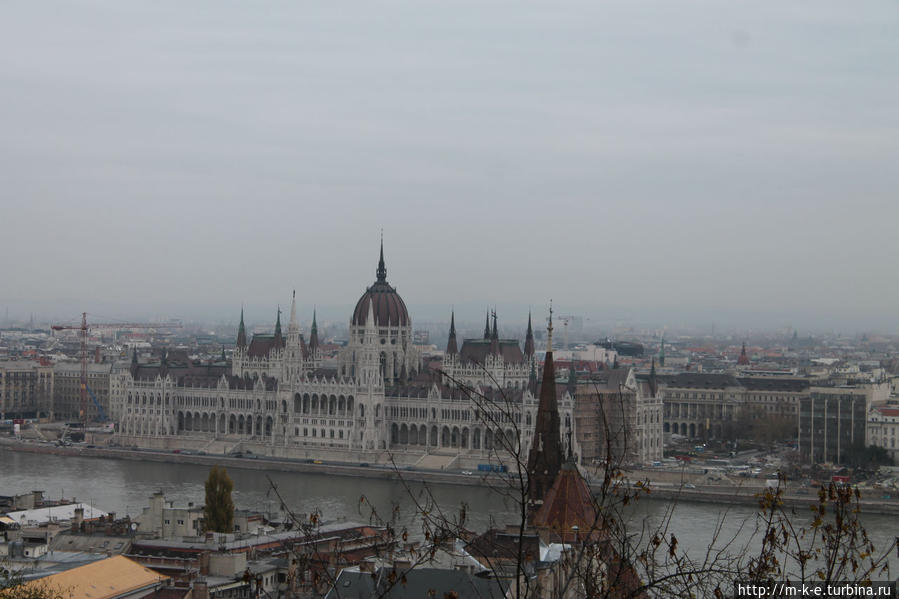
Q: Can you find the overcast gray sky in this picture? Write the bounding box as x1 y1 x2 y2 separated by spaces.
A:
3 1 898 332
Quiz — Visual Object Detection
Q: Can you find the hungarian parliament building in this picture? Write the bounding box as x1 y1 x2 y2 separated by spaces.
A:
110 244 585 468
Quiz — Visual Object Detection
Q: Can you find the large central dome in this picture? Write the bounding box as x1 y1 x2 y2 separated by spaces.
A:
352 241 410 327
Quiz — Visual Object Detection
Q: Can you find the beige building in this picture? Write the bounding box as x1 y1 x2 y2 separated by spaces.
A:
0 360 53 420
659 373 810 442
138 491 204 538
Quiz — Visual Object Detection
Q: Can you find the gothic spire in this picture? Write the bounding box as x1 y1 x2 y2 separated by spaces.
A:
489 309 500 355
446 310 458 355
236 307 247 349
309 307 319 351
649 356 658 396
737 341 750 366
524 309 535 357
484 310 491 339
274 306 283 346
376 231 387 282
526 304 563 508
659 336 665 367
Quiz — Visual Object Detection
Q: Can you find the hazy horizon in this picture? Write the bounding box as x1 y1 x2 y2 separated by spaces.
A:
3 1 897 334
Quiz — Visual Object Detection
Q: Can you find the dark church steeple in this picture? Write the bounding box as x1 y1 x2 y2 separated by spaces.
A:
446 310 458 355
274 306 283 346
236 307 247 349
527 304 563 507
309 308 319 352
524 310 535 357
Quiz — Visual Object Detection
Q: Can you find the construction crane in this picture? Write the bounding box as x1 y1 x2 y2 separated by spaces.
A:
51 312 181 431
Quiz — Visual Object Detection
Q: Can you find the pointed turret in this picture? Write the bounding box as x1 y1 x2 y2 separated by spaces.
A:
659 336 665 367
489 310 500 355
524 310 535 357
648 357 658 397
527 304 563 507
221 344 226 362
484 311 491 339
274 306 283 347
309 308 320 352
446 311 458 355
236 308 247 349
737 342 750 366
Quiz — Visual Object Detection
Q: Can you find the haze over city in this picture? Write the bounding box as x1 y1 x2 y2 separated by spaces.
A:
3 1 898 333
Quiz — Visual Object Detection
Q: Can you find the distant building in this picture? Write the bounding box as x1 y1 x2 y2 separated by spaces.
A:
53 361 112 422
137 491 204 538
867 404 899 463
658 373 809 441
0 360 53 420
573 367 663 466
798 383 890 464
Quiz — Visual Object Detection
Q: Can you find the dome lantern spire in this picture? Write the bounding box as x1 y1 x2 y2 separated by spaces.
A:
376 230 387 282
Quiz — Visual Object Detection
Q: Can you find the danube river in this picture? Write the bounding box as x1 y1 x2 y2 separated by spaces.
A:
1 451 895 574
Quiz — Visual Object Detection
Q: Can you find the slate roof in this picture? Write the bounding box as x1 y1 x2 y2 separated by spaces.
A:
247 334 285 358
464 528 542 565
656 373 740 389
580 369 631 392
459 339 525 365
737 377 810 392
326 567 507 599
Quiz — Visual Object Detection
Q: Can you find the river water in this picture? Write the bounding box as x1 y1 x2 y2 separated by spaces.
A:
1 451 895 575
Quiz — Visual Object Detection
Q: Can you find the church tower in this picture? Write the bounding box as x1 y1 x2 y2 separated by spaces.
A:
526 305 563 507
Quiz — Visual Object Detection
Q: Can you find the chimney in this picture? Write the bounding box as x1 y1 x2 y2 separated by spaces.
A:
192 580 210 599
199 551 211 575
73 507 84 530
